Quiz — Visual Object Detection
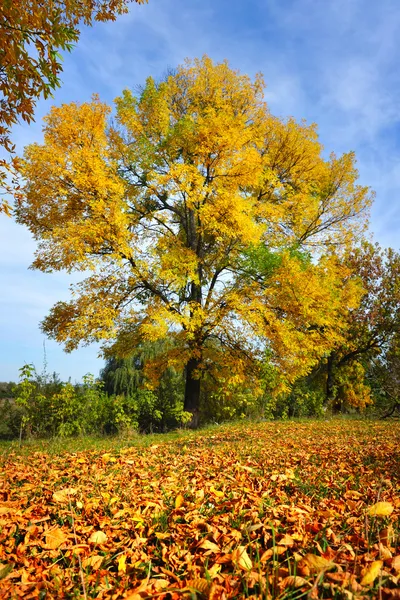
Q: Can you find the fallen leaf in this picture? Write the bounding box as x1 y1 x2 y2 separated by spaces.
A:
52 487 77 504
368 502 394 517
280 575 311 589
45 527 68 549
198 539 220 553
117 554 127 573
361 560 383 585
302 554 335 572
232 546 252 570
82 555 103 569
391 555 400 573
89 531 108 544
175 494 185 509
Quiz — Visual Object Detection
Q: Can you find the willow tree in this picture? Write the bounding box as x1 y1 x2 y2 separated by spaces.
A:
16 56 372 424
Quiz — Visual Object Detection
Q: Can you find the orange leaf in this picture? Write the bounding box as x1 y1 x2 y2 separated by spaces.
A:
45 527 68 549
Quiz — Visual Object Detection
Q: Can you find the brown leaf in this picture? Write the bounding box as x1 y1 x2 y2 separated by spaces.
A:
82 555 103 569
280 575 311 589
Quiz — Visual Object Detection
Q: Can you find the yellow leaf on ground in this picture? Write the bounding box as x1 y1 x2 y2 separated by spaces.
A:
52 488 77 504
210 485 224 498
45 527 68 549
186 578 211 593
361 560 383 585
368 502 394 517
303 554 335 572
117 554 127 573
198 539 220 553
232 546 252 570
101 453 116 463
82 555 103 569
175 494 185 509
89 530 108 544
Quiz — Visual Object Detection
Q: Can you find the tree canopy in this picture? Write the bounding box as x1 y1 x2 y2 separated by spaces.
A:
16 56 372 424
0 0 147 215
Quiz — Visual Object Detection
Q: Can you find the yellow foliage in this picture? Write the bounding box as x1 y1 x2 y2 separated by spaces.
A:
0 0 147 214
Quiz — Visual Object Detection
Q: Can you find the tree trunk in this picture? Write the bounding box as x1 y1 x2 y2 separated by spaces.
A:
184 357 201 428
326 352 342 413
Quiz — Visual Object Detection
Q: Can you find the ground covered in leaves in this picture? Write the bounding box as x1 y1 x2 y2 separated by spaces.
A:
0 419 399 599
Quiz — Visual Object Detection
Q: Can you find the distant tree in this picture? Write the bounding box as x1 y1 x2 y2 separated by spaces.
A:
0 0 147 214
16 57 371 426
318 242 400 411
368 335 400 418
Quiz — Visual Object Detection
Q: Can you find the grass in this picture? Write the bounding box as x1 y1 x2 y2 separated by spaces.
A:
0 418 399 599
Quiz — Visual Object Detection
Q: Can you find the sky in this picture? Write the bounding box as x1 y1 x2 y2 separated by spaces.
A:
1 0 400 383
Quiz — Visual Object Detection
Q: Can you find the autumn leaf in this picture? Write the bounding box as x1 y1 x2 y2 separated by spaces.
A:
198 539 220 553
280 576 311 589
82 555 104 569
89 531 108 544
232 546 252 570
361 560 383 585
368 502 394 517
52 487 77 504
0 563 13 580
302 554 335 572
45 527 68 549
117 554 127 573
175 494 185 509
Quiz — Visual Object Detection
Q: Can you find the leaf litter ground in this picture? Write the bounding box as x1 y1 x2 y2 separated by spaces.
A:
0 420 399 599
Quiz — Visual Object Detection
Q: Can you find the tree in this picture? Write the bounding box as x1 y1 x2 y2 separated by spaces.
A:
16 56 372 425
312 242 400 411
0 0 147 215
368 335 400 418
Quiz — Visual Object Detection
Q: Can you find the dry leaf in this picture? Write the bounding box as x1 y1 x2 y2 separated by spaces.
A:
368 502 394 517
361 560 383 585
175 494 185 509
117 554 127 573
198 539 220 553
52 487 77 504
391 555 400 573
186 578 211 593
232 546 252 570
280 575 311 589
302 554 335 572
45 527 68 549
82 555 103 569
89 530 108 544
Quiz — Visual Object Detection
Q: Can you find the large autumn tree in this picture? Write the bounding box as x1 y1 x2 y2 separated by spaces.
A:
16 57 372 424
0 0 147 214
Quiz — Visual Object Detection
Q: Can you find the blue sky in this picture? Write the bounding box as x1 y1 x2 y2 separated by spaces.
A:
1 0 400 383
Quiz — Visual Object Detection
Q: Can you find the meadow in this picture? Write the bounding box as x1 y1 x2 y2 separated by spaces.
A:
0 419 399 599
